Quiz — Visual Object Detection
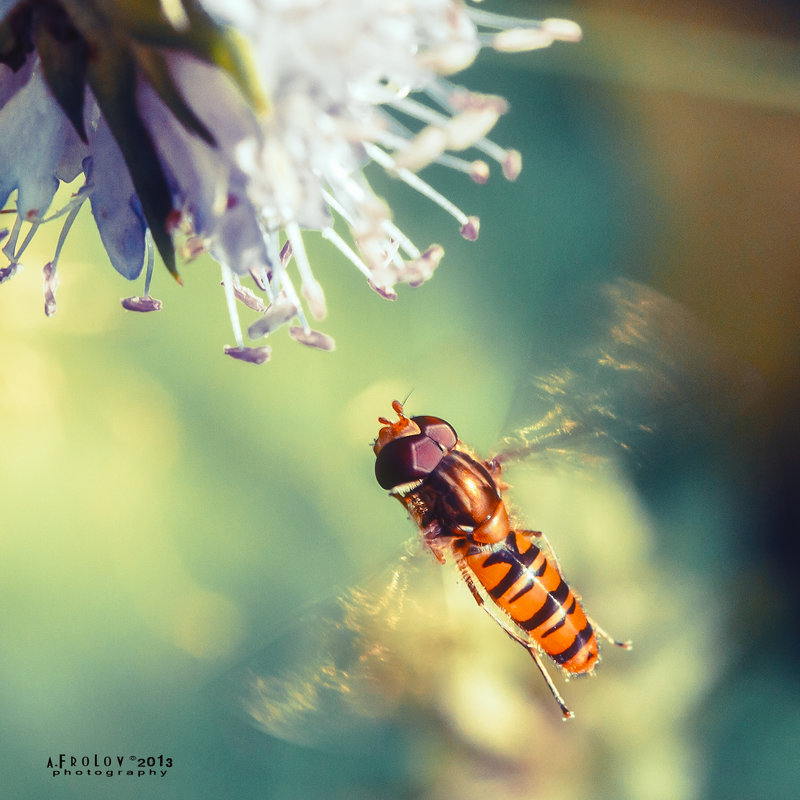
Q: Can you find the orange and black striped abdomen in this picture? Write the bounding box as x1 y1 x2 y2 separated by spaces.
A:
464 531 599 674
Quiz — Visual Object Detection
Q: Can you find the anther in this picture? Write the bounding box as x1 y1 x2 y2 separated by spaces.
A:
248 299 298 339
223 345 271 364
42 261 58 316
288 326 335 351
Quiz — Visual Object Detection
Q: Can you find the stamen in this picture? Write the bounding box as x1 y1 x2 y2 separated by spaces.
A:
436 153 490 184
122 296 163 312
483 21 582 52
357 233 401 296
13 219 41 262
320 226 374 281
15 190 85 317
383 237 402 268
42 261 58 316
467 7 546 29
323 187 402 289
38 185 90 224
416 41 479 76
467 9 583 46
375 124 491 183
324 161 371 209
3 214 25 261
0 262 19 284
484 144 522 182
391 126 447 173
221 263 244 347
288 326 335 351
265 237 291 301
320 187 393 266
386 93 504 172
179 234 209 260
368 281 398 301
266 237 310 331
223 344 271 364
143 230 155 297
364 143 479 240
285 222 326 320
51 201 83 268
388 94 446 128
231 276 268 313
424 83 522 180
380 219 421 260
405 245 444 287
250 261 275 303
248 298 297 339
122 231 162 312
320 190 352 224
395 89 507 126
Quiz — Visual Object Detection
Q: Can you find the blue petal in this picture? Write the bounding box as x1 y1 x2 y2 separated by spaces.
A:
87 116 146 280
0 56 34 108
137 54 269 272
211 176 270 273
0 0 19 24
0 68 80 216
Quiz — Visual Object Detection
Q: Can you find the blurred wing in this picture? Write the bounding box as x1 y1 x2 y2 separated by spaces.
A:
212 280 758 751
497 279 761 468
213 544 468 750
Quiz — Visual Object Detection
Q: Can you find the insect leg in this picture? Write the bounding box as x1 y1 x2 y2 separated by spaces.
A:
423 524 448 564
588 616 632 650
456 559 574 720
507 629 574 721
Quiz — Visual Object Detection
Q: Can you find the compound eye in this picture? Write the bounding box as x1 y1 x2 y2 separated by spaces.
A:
374 434 446 490
411 416 458 450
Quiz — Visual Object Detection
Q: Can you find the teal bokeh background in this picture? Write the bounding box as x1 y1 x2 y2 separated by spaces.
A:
2 2 799 798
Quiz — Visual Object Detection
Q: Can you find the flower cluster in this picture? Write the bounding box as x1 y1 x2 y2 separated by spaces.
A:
0 0 580 363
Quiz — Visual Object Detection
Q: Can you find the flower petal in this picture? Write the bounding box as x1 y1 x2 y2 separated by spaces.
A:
87 115 146 280
0 67 81 217
137 53 270 274
0 57 34 108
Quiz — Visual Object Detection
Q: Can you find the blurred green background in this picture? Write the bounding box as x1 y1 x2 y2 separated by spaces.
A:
1 1 799 798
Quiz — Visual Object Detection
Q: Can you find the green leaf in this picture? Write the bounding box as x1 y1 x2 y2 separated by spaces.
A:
0 2 34 71
60 0 266 129
107 0 268 115
132 45 215 147
178 3 268 117
33 14 90 142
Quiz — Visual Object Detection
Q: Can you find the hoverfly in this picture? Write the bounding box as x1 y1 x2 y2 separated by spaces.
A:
373 399 631 720
224 279 756 745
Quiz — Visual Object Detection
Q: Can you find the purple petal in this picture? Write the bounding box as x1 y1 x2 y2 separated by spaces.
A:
137 53 270 274
0 68 84 217
0 56 34 108
87 115 146 280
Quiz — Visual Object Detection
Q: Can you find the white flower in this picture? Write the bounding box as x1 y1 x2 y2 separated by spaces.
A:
0 0 581 363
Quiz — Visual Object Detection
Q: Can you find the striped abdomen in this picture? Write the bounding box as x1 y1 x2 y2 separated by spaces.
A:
463 530 599 674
